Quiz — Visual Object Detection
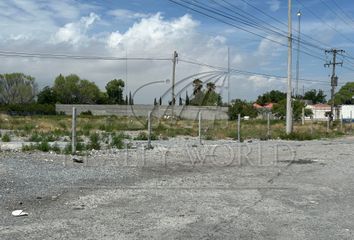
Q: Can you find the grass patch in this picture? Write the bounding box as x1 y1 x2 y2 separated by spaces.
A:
134 131 158 141
88 132 101 150
1 133 11 142
22 141 62 153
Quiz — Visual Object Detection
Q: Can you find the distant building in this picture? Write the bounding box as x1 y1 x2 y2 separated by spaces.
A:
340 105 354 122
306 103 339 121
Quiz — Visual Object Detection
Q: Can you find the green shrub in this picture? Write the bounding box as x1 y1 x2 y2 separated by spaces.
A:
111 133 125 149
37 141 51 152
80 111 93 116
22 144 36 152
22 141 61 153
134 131 158 141
88 132 100 150
0 104 56 115
279 132 315 141
1 133 11 142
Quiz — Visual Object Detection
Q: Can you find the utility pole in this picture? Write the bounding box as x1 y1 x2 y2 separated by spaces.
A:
324 48 344 124
171 51 178 119
227 47 230 106
295 10 301 97
286 0 293 134
172 51 178 106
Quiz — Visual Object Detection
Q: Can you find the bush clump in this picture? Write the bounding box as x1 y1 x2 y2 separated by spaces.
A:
134 131 158 141
88 132 101 150
1 133 11 142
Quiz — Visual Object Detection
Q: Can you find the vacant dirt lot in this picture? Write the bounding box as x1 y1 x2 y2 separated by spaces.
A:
1 138 354 239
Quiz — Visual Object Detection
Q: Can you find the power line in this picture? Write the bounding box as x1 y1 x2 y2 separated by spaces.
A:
295 0 354 46
240 0 331 50
319 0 352 26
168 0 332 64
331 0 354 24
0 50 172 61
178 58 339 86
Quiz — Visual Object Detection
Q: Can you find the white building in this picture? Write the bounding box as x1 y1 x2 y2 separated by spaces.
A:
306 104 354 122
340 105 354 122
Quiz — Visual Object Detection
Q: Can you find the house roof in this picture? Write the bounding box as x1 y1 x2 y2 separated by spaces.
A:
253 103 274 109
307 103 331 110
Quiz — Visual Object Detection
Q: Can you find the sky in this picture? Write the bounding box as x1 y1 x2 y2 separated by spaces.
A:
1 0 354 103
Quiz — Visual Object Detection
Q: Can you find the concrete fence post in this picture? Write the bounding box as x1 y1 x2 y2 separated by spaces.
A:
147 111 152 149
71 107 77 155
326 116 330 133
340 114 343 132
267 112 271 139
198 111 202 144
302 107 305 125
237 114 241 142
310 116 314 135
351 111 353 132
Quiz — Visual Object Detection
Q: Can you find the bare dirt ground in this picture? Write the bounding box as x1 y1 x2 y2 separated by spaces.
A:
1 137 354 239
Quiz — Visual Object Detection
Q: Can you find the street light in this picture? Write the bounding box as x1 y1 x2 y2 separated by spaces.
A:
295 10 301 97
131 79 170 122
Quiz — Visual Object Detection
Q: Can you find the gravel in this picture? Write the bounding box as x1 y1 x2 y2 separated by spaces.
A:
1 137 354 239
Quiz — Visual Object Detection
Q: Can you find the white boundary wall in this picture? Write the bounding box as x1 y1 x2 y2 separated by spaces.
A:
55 104 229 120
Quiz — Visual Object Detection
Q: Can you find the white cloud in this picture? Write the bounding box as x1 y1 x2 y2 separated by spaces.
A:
267 0 280 12
53 12 100 45
106 13 198 50
108 9 151 19
0 8 293 102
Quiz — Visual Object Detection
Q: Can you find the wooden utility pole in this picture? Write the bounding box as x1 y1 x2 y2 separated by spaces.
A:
71 107 77 155
171 51 178 106
325 49 344 125
286 0 293 134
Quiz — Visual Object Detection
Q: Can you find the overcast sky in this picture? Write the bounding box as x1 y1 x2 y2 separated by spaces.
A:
1 0 354 103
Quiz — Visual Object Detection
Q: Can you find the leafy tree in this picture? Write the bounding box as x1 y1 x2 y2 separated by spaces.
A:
159 97 162 105
78 79 101 104
303 89 326 104
273 99 307 120
96 92 109 104
190 81 222 106
228 99 258 120
0 73 37 104
128 91 133 105
185 92 190 105
105 79 125 104
37 86 57 104
53 74 102 104
192 79 203 95
334 82 354 105
53 74 80 104
256 90 286 105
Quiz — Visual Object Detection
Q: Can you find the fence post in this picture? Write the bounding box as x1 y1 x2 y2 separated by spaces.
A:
310 116 314 135
302 107 305 125
340 114 343 132
351 111 353 132
267 112 271 139
326 116 330 133
147 111 152 149
237 114 241 142
198 111 202 144
71 107 77 155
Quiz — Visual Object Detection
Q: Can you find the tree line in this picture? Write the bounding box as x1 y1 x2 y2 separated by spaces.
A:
1 72 354 118
0 73 223 107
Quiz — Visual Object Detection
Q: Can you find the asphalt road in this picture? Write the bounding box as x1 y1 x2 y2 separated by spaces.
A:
1 138 354 239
